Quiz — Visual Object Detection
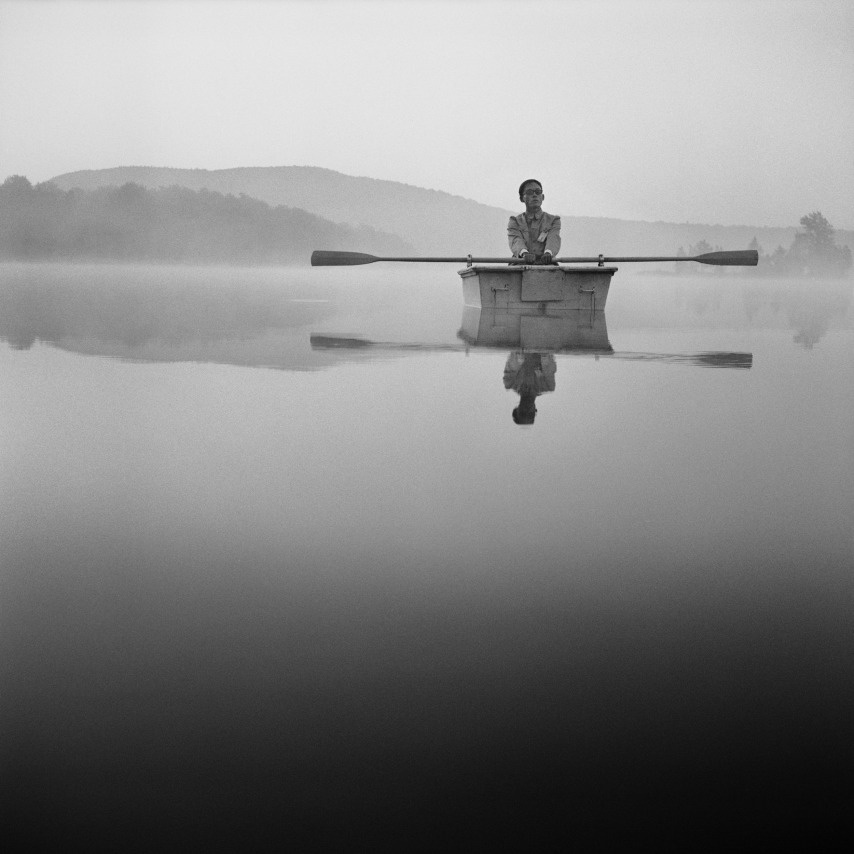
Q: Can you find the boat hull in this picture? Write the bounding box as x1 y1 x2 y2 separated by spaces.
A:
458 264 616 310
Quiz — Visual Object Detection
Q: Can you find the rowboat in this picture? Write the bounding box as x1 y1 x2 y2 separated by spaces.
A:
309 249 758 309
458 264 616 310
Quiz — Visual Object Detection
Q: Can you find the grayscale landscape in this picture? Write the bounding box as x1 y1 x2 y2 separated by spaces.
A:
1 1 851 850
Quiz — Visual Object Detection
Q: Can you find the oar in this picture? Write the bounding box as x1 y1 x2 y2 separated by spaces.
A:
311 249 758 267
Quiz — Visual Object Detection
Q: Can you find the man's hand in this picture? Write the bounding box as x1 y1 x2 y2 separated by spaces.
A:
521 251 536 264
538 252 558 265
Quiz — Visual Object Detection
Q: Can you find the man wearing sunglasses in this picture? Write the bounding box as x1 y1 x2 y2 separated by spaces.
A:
507 179 561 265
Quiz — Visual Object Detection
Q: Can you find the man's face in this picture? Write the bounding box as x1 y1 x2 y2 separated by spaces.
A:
522 183 543 210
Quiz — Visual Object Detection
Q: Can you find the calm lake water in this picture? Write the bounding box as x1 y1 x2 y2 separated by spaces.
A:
1 262 851 849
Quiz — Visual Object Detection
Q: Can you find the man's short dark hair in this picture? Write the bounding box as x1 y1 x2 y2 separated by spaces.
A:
518 179 543 201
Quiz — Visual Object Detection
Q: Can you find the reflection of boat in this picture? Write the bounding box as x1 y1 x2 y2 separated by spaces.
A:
459 264 616 310
458 306 612 352
312 305 752 368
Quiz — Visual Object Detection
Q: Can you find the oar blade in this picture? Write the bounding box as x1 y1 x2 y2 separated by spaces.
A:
309 334 375 349
311 250 379 266
694 250 759 266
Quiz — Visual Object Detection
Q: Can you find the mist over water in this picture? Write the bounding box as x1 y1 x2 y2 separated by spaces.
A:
1 263 852 848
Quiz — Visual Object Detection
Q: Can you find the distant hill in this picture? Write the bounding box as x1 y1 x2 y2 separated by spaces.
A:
50 166 853 260
0 175 414 264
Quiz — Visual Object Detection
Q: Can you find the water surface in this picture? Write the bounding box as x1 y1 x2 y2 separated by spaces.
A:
1 262 851 848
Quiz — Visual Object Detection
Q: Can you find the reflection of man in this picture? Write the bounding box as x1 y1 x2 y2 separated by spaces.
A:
504 351 557 424
508 179 561 265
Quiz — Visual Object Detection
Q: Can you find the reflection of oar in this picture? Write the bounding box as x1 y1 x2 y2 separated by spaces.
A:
310 335 463 353
609 351 753 369
309 335 752 368
311 250 759 267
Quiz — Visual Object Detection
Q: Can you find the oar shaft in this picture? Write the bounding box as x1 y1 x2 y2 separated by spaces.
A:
311 249 758 267
553 250 757 266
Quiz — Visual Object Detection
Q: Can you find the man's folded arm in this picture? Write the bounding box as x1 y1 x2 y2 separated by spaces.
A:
507 217 528 256
544 216 561 256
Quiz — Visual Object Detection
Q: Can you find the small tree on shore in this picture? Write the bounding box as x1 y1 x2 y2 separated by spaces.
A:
787 211 851 277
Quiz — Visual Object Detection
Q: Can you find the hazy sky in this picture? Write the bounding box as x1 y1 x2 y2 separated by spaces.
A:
1 0 852 228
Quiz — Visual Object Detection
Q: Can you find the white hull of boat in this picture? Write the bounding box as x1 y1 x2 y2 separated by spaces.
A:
458 264 616 310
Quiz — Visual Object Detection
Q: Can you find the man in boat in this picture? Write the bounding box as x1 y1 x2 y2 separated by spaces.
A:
508 179 561 265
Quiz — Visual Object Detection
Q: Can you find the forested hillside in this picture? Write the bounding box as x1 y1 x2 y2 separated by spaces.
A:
0 176 413 263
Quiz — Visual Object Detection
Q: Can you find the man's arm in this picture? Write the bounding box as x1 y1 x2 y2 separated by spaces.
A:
507 216 528 256
543 215 561 257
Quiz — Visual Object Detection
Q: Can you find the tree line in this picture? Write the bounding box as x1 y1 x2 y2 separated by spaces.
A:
677 211 851 277
0 175 414 263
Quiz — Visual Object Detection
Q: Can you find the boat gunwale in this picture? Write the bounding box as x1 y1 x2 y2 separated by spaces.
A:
458 264 618 277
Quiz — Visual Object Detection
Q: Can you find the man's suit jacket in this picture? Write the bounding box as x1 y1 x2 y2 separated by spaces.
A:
507 211 562 257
